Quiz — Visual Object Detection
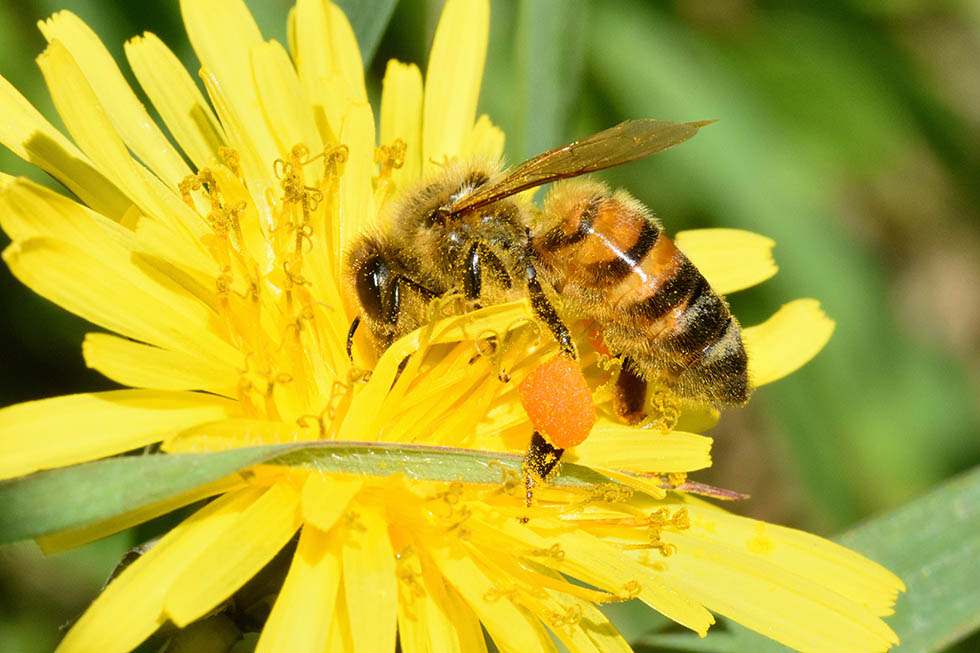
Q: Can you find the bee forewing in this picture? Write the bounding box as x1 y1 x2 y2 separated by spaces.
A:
449 119 713 214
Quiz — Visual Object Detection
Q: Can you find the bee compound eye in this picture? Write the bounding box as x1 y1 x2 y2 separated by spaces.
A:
355 256 389 321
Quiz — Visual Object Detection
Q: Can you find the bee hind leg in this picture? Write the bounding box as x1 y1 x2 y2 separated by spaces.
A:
613 358 647 425
521 431 565 518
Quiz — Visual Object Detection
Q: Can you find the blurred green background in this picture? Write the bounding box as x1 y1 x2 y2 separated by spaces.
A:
1 0 978 651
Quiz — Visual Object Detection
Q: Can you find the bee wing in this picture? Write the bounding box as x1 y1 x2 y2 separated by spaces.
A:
449 119 713 214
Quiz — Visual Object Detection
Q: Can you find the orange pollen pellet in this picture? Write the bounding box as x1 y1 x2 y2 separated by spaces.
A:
518 355 596 448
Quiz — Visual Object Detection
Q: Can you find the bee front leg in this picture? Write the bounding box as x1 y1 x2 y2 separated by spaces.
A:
462 242 512 301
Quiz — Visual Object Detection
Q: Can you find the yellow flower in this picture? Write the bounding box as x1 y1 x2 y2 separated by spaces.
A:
0 1 902 652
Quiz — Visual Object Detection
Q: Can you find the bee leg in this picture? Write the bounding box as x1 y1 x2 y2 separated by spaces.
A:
346 315 361 361
613 357 647 425
524 262 576 359
463 242 512 300
521 431 565 516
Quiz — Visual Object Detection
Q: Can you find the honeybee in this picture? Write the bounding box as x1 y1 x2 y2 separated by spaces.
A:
345 120 749 499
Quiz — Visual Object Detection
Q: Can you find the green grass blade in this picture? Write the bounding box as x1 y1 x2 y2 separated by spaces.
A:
0 445 298 544
0 441 612 544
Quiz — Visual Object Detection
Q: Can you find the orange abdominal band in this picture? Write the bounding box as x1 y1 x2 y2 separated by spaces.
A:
518 355 597 448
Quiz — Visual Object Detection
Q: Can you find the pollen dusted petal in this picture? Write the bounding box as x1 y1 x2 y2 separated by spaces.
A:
743 298 835 387
165 480 303 626
257 524 341 653
380 60 423 187
674 228 778 295
518 355 596 449
571 423 712 473
38 11 192 187
125 32 227 170
56 487 263 653
0 75 130 219
0 390 239 480
342 503 398 652
423 0 489 169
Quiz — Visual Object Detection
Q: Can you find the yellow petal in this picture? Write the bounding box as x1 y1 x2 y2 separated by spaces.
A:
162 418 305 453
656 526 899 653
743 299 835 387
165 479 303 626
380 60 423 188
82 333 238 397
324 1 367 104
125 32 227 170
675 228 778 295
428 541 555 652
180 0 280 171
300 472 362 531
197 66 277 221
337 102 377 255
56 487 262 653
2 237 240 369
38 11 191 187
571 423 713 473
37 41 205 238
342 503 398 652
423 0 489 169
0 74 130 219
486 518 715 636
0 175 120 244
251 40 323 165
394 529 482 653
292 0 340 142
0 390 239 480
257 524 341 653
442 581 488 652
37 475 247 555
461 114 505 162
683 502 904 614
292 0 366 142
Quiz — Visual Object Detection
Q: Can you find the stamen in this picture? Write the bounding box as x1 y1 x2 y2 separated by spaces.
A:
218 146 243 181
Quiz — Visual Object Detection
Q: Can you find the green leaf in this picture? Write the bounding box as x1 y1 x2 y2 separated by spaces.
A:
334 0 399 66
0 441 612 545
0 445 300 545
